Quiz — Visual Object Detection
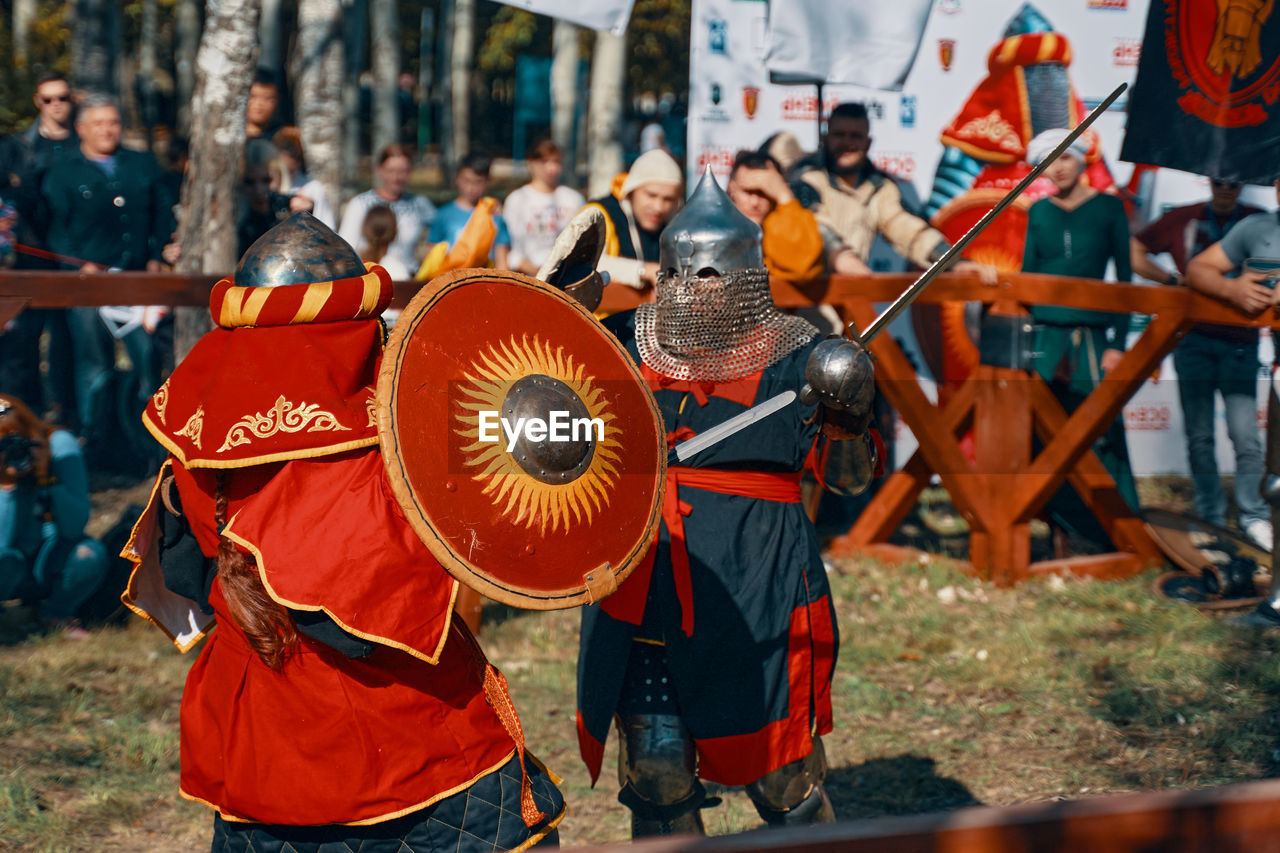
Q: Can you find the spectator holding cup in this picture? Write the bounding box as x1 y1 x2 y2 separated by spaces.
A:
1188 178 1280 318
1187 176 1280 551
1134 176 1269 547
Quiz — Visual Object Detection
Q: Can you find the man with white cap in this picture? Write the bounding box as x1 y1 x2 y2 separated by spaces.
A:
1022 127 1139 546
583 148 683 289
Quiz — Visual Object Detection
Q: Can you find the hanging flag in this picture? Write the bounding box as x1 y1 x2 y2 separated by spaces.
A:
1120 0 1280 184
490 0 636 35
765 0 935 91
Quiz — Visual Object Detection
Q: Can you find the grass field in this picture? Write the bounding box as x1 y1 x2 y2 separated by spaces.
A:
3 479 1280 851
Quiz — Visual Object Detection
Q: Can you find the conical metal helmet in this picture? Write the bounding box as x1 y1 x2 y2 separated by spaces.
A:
234 211 367 287
1004 2 1054 37
658 166 763 278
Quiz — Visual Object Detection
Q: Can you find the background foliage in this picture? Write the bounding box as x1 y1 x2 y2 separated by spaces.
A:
0 0 692 162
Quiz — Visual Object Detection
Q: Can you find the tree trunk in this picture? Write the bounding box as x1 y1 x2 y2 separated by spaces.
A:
296 0 346 217
370 0 400 157
417 8 435 150
259 0 284 81
72 0 121 96
13 0 36 68
550 19 578 173
449 0 475 170
173 0 259 361
341 0 367 207
138 0 159 142
587 30 625 198
175 0 201 137
436 0 455 168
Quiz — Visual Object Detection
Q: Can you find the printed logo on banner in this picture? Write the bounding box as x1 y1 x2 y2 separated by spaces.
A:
1087 0 1127 8
781 93 840 122
939 0 962 12
900 94 917 128
866 100 885 120
872 151 916 180
695 147 736 174
742 86 760 119
1113 38 1141 66
1124 404 1171 431
1166 0 1280 128
703 83 731 124
938 39 956 71
708 16 727 55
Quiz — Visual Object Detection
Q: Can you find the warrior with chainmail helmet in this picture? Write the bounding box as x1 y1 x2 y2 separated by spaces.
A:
576 169 878 835
120 213 565 851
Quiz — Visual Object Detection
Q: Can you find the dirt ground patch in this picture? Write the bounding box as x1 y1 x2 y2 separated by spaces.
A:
4 475 1277 850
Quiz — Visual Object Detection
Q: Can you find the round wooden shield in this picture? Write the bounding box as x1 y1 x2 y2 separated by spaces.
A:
377 269 666 609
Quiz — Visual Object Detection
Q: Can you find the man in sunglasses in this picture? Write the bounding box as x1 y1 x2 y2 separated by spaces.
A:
0 72 79 426
1133 176 1269 550
4 72 76 187
0 72 78 262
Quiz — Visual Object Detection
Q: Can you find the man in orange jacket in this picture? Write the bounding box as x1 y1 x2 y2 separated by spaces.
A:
726 150 827 292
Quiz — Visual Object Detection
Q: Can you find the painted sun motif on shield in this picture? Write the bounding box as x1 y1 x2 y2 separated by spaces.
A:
454 334 622 535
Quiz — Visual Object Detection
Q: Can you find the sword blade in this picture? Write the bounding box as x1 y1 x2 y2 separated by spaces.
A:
855 81 1129 346
668 390 797 464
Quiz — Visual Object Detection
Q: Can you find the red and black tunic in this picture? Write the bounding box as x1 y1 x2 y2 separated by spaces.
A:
576 310 838 786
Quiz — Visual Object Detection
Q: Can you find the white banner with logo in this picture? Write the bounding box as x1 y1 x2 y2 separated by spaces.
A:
492 0 635 34
688 0 1275 476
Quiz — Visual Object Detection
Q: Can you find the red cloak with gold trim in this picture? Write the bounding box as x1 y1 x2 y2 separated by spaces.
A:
122 267 558 830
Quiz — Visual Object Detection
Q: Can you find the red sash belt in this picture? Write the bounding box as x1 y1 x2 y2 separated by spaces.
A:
665 466 802 636
602 437 802 635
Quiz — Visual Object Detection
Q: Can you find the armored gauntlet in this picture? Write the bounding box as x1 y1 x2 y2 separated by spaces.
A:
799 337 875 436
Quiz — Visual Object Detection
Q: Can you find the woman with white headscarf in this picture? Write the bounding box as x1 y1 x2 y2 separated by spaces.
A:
1022 128 1139 539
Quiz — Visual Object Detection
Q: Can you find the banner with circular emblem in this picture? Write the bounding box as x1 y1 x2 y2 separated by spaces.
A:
378 269 666 609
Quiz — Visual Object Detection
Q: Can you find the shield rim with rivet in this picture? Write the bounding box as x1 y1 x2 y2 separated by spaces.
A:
377 268 666 610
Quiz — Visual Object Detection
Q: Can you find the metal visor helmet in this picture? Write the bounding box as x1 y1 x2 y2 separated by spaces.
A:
234 211 367 287
637 167 816 382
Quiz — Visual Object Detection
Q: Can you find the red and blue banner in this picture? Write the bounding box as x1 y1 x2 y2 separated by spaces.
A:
1120 0 1280 183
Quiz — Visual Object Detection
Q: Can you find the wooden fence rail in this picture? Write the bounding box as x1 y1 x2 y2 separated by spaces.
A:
579 777 1280 853
4 269 1278 583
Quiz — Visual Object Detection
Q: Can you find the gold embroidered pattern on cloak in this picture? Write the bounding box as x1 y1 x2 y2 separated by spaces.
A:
177 405 206 450
153 379 170 426
218 396 352 452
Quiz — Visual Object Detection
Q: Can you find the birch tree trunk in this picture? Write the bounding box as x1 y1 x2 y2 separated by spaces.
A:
296 0 346 216
587 31 625 198
370 0 400 157
341 0 367 207
138 0 159 140
174 0 259 361
13 0 36 68
436 0 455 168
551 19 578 168
175 0 201 137
72 0 121 95
449 0 475 170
